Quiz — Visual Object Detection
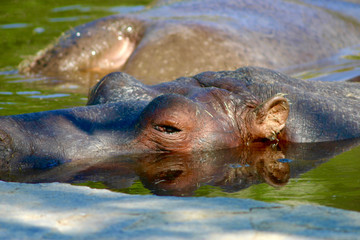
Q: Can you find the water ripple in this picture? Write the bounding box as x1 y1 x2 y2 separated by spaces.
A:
28 93 70 99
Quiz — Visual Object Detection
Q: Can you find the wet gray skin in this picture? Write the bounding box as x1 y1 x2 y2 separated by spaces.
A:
19 0 360 84
0 67 359 168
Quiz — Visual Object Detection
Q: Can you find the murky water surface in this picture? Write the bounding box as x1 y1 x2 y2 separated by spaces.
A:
0 0 360 212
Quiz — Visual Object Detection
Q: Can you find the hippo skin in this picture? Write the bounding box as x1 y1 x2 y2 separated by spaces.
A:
0 67 359 168
19 0 360 84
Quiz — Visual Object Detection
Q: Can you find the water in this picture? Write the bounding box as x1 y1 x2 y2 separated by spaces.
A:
0 0 360 212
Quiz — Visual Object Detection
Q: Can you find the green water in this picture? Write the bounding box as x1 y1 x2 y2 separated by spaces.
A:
0 0 360 212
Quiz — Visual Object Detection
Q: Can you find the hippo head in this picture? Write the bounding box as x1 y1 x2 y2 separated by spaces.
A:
88 68 290 153
0 67 289 166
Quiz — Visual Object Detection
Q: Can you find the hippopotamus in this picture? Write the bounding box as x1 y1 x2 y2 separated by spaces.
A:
19 0 360 84
1 67 360 170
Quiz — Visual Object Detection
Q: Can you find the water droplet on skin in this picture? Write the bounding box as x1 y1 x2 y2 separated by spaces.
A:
118 35 123 41
229 164 242 168
76 32 81 37
126 26 133 32
277 158 293 163
91 50 96 56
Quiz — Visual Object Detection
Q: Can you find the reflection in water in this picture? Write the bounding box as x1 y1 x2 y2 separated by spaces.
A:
1 139 359 197
136 144 289 196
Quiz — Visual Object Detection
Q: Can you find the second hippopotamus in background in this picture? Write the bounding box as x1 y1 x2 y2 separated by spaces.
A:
20 0 360 84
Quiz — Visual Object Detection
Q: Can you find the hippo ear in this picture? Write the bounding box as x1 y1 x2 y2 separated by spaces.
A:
248 94 289 141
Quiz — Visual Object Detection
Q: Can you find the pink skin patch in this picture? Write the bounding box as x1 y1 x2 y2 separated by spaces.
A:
88 37 136 72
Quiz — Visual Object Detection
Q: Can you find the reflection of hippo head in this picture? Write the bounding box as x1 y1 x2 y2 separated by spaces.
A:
135 143 289 196
135 153 202 196
213 143 289 192
254 151 290 188
0 141 291 196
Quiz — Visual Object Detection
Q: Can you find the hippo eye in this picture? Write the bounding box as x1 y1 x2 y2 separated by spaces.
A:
154 125 181 134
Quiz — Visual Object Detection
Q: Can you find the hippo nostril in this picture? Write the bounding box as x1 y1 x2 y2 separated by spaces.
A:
154 125 181 134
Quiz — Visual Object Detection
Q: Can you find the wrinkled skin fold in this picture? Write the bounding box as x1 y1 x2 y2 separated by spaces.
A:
0 67 360 169
19 0 360 84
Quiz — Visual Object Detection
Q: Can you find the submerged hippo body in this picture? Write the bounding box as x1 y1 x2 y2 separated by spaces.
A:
20 0 360 83
0 67 360 168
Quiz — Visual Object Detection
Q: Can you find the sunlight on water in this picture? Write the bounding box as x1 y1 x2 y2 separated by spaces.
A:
0 23 31 29
292 46 360 82
0 71 87 115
